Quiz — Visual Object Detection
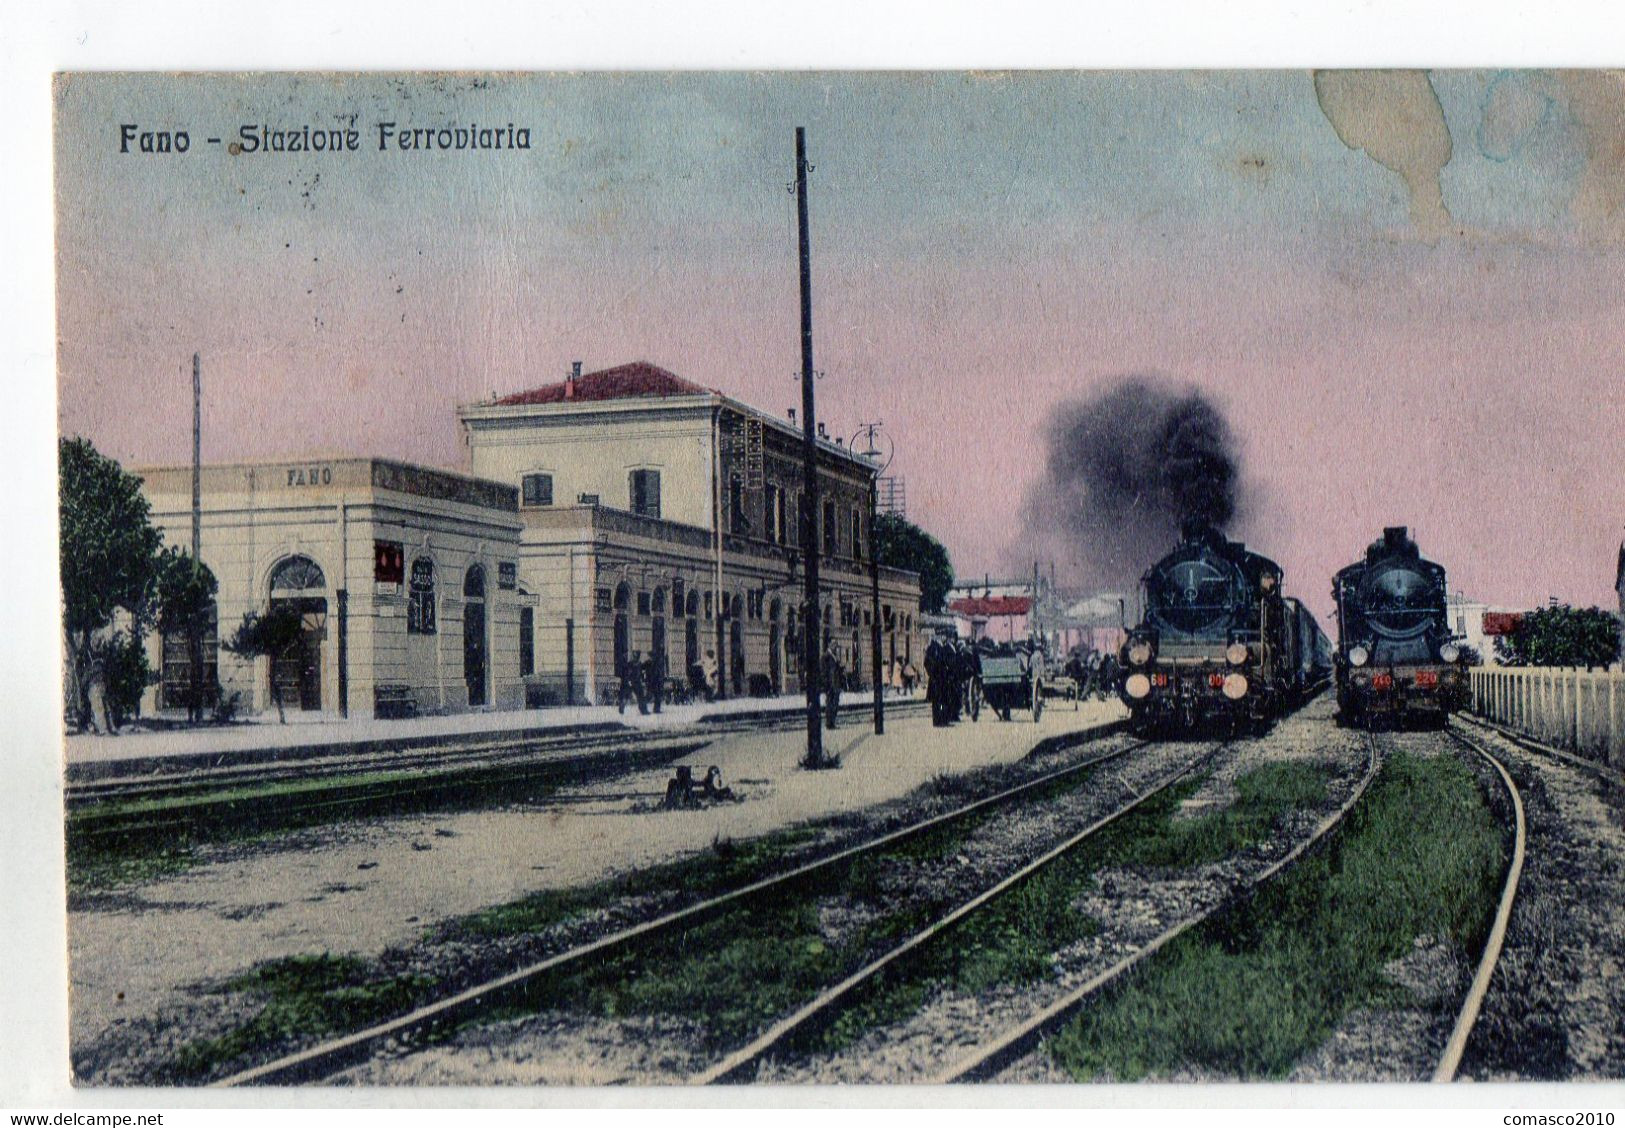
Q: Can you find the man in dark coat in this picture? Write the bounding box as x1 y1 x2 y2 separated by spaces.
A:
821 641 843 730
618 650 648 715
642 650 664 714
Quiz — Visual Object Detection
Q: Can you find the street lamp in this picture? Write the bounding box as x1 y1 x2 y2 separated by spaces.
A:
852 422 893 735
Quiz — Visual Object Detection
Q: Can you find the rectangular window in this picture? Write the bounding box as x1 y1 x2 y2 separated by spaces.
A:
792 492 805 547
765 484 786 544
374 540 404 584
729 476 748 534
823 499 838 555
595 587 613 613
498 562 517 590
673 577 685 610
630 468 661 518
851 509 863 559
160 604 219 710
521 472 554 508
637 591 652 617
519 607 535 677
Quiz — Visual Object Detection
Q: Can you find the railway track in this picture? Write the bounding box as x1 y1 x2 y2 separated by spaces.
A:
213 721 1140 1086
1434 720 1528 1083
68 703 928 850
922 729 1382 1084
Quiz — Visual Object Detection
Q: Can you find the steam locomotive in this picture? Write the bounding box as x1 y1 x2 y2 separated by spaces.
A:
1333 526 1470 726
1118 520 1331 734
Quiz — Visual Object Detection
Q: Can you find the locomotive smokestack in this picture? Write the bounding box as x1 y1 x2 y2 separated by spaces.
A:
1016 374 1250 591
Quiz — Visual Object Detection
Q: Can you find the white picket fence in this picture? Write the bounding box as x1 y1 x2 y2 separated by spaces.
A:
1470 666 1625 768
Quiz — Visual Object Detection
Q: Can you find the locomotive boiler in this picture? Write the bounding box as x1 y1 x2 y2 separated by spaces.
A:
1332 526 1470 726
1118 520 1330 734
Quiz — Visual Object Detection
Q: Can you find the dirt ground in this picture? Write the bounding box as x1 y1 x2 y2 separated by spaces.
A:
67 700 1123 1058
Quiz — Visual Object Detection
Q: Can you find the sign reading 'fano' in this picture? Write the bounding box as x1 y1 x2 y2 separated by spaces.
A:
286 464 334 487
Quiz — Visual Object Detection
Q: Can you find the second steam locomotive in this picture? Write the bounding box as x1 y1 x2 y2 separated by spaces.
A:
1118 520 1331 734
1333 526 1471 726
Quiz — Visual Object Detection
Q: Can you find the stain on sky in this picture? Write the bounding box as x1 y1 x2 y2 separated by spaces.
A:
1314 70 1455 240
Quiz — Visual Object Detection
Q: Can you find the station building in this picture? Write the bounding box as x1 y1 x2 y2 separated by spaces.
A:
138 362 926 720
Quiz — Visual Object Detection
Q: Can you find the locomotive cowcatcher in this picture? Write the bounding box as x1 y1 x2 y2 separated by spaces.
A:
1333 526 1471 727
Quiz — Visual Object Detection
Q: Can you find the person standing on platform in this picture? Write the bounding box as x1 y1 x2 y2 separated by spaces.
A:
643 650 664 714
619 650 648 715
700 649 720 702
822 640 844 730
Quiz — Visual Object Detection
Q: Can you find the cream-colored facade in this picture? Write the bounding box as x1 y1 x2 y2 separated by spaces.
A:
135 363 926 721
137 458 527 719
461 362 927 704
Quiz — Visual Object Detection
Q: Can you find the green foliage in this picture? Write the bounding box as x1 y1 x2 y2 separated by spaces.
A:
873 512 954 614
1493 604 1620 669
154 546 217 638
164 954 438 1082
1048 751 1505 1081
59 438 165 729
59 437 162 638
97 629 154 729
223 604 306 721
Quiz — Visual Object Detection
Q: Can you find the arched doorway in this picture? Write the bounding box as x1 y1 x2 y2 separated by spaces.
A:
464 565 488 707
269 555 327 712
651 587 668 696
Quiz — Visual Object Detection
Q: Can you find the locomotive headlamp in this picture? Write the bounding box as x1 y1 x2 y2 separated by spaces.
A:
1127 640 1153 666
1226 642 1249 666
1349 645 1369 667
1439 643 1461 664
1125 673 1151 699
1260 574 1277 591
1221 673 1248 700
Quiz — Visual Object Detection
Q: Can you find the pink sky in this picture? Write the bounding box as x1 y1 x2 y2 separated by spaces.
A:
55 72 1625 624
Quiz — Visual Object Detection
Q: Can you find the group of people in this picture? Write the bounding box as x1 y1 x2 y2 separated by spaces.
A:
923 636 983 726
616 650 671 715
1061 648 1119 701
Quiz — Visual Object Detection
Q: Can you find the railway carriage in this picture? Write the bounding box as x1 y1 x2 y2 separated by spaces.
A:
1333 526 1471 726
1118 520 1329 734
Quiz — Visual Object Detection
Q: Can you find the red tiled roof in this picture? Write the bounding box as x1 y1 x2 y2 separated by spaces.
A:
948 595 1032 618
1482 611 1524 636
492 361 715 406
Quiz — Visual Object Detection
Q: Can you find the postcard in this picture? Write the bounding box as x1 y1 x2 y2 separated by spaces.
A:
50 69 1625 1093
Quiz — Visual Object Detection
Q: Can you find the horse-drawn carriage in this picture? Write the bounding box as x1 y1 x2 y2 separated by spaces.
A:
977 649 1046 722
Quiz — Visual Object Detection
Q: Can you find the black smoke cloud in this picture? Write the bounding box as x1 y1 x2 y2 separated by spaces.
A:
1014 376 1251 592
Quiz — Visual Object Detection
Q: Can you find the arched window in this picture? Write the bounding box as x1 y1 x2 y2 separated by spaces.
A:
408 558 436 634
613 582 631 612
464 564 486 600
271 555 326 596
653 587 667 615
686 590 700 618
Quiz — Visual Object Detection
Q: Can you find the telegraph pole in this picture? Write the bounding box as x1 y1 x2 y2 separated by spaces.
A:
189 353 204 723
855 421 888 736
795 127 825 768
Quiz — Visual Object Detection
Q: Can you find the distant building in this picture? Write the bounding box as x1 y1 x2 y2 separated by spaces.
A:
1445 591 1494 665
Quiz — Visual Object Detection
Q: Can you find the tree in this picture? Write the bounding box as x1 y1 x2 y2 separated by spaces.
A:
874 513 954 614
59 437 163 731
1494 604 1621 670
223 605 307 722
154 547 219 722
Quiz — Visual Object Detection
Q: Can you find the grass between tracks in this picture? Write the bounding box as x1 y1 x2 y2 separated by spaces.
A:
1048 750 1505 1080
808 760 1331 1055
156 752 1117 1079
